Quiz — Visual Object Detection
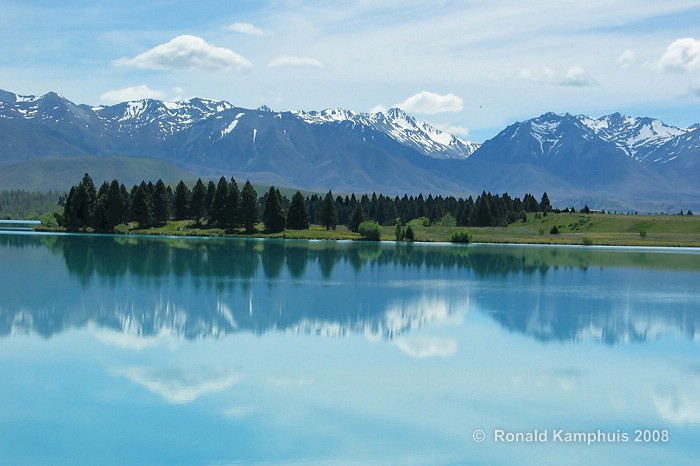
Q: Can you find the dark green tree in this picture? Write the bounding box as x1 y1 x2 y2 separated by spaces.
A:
523 193 540 212
91 182 110 231
348 203 365 232
395 222 405 241
470 192 493 226
540 192 552 212
153 179 170 226
210 176 229 228
262 186 286 233
286 191 310 230
105 179 128 230
132 181 155 228
205 180 216 221
240 180 259 233
404 224 415 242
63 173 97 230
225 177 240 229
320 190 337 231
190 178 207 224
173 181 190 221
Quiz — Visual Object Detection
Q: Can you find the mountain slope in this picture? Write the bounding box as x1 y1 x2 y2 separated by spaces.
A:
0 156 195 192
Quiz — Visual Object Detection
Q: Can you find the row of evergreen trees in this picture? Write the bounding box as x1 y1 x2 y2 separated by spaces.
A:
62 173 555 233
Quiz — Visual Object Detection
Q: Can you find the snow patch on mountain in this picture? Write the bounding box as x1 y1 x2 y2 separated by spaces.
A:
221 119 239 138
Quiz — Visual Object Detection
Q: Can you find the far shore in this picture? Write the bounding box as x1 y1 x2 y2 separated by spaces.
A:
32 212 700 248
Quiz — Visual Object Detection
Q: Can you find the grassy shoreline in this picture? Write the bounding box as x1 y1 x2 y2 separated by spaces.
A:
34 212 700 247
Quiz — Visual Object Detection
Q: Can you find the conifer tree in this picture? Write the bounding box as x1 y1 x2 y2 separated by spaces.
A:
132 181 155 228
63 173 97 230
106 179 127 230
225 177 240 229
211 176 229 228
286 191 310 230
240 180 259 233
321 190 337 231
205 180 216 221
120 183 130 218
262 186 286 233
91 181 110 231
348 203 365 232
153 179 170 226
190 178 207 225
173 180 190 220
540 192 552 212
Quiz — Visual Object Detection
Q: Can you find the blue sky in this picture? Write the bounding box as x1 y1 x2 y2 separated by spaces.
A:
1 0 699 142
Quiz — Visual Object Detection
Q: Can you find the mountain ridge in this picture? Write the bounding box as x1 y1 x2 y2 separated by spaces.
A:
0 89 698 211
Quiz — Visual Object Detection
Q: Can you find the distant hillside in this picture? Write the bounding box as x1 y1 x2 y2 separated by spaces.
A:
0 156 195 192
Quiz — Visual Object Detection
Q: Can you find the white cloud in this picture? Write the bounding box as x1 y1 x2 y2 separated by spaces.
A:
267 55 325 69
518 65 593 87
114 366 241 404
114 35 252 72
617 49 636 68
395 91 463 114
429 121 470 137
228 22 265 36
394 335 457 359
518 66 555 83
99 85 165 104
652 38 700 73
369 104 387 114
560 66 593 86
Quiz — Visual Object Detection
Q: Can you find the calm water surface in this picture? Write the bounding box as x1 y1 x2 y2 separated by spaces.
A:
1 232 699 465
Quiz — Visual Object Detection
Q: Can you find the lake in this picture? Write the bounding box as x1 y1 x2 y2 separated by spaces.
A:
1 232 699 465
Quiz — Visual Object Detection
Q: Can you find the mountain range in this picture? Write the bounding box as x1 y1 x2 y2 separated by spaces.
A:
0 89 698 211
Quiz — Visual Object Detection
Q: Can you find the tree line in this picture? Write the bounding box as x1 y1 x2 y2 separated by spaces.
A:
61 173 556 234
0 190 62 220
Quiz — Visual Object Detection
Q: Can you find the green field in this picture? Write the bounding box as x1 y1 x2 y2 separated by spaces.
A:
112 212 700 247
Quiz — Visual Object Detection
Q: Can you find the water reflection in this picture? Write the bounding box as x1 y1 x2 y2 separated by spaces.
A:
0 233 699 344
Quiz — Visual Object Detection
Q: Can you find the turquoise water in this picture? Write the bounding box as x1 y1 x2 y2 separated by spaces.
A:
1 233 699 465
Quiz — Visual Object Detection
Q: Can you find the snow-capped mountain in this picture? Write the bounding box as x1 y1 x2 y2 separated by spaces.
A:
294 107 478 159
91 98 235 136
0 89 476 158
0 89 482 195
578 112 690 163
0 88 699 211
467 111 700 210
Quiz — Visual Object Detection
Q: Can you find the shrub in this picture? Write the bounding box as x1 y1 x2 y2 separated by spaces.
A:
408 217 430 227
434 213 456 227
451 228 473 243
582 236 593 246
394 223 405 241
39 212 59 228
639 230 647 239
404 224 415 242
114 224 129 235
550 225 560 235
358 220 381 241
